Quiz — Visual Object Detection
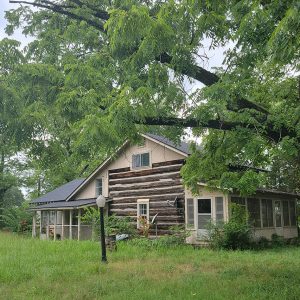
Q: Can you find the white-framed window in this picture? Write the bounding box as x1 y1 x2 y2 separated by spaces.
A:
197 198 212 230
95 178 103 196
186 198 195 227
137 199 149 228
132 152 150 169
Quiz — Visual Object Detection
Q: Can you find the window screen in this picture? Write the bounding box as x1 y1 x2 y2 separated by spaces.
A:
261 199 273 227
215 197 224 222
282 201 290 226
275 200 282 227
247 198 261 228
187 198 194 226
290 200 296 226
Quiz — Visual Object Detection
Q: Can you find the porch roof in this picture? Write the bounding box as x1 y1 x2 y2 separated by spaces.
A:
31 198 96 210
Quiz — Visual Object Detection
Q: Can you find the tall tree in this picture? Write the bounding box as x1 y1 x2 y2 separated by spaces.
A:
6 0 300 194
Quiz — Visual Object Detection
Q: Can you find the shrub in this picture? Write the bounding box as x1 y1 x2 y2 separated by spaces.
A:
207 203 253 250
127 225 190 249
80 208 136 239
0 202 32 234
271 233 285 247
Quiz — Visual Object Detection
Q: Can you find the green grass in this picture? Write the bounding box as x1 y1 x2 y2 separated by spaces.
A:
1 232 300 300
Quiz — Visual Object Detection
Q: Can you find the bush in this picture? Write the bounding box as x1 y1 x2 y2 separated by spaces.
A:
271 233 285 247
0 202 32 234
80 208 136 239
127 225 190 249
207 203 253 250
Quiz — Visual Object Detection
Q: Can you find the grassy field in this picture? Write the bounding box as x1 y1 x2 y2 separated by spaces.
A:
0 232 300 300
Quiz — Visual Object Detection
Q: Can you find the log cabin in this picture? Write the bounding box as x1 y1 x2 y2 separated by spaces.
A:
30 133 298 243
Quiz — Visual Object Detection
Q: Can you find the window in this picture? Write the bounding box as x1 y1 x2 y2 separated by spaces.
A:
290 200 296 226
247 198 261 228
261 199 273 227
274 200 282 227
197 199 211 229
132 152 150 168
187 198 194 227
96 178 103 196
137 199 149 228
282 201 290 226
215 197 224 222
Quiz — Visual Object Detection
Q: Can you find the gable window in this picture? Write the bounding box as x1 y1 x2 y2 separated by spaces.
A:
95 178 103 196
132 152 150 169
137 199 149 228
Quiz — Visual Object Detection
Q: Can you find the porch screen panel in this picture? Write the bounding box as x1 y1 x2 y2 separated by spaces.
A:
247 198 261 228
275 201 282 227
215 197 224 222
262 199 273 227
187 198 194 227
282 201 290 226
289 200 296 226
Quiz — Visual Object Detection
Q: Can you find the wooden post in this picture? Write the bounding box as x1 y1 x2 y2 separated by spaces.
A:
78 209 81 241
39 211 42 238
46 211 49 240
61 210 64 240
54 211 57 241
69 210 72 240
32 211 36 238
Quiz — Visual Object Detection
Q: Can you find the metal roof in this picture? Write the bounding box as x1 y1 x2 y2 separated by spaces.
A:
31 179 85 204
144 133 193 155
31 199 96 210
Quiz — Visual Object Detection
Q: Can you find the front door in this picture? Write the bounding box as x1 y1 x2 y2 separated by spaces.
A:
197 198 212 239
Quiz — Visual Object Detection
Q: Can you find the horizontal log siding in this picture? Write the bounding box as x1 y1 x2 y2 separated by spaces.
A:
108 160 185 235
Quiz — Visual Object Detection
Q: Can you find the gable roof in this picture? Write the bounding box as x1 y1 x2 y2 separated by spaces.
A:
66 134 192 201
31 178 85 204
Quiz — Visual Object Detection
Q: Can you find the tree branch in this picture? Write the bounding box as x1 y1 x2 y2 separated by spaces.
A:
9 0 106 32
136 116 290 143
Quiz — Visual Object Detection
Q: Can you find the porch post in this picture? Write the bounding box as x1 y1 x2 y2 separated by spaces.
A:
32 211 36 238
46 211 50 239
61 210 64 240
54 211 57 241
39 211 42 237
69 210 72 239
78 209 81 241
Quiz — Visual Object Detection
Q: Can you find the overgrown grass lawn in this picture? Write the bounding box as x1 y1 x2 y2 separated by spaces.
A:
1 232 300 299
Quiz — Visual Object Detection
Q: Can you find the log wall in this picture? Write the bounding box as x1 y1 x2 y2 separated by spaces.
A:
108 159 185 235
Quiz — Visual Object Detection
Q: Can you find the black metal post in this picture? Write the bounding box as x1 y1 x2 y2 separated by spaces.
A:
100 207 107 263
